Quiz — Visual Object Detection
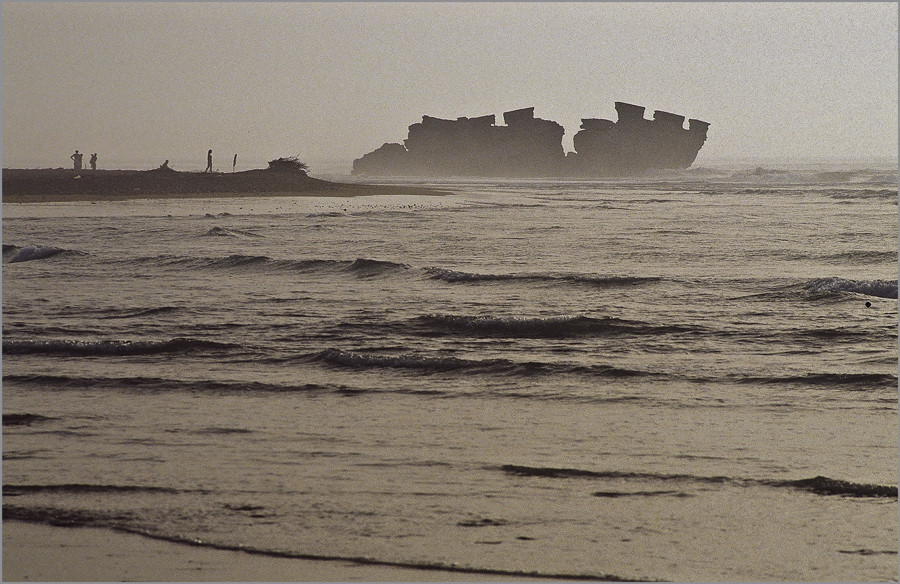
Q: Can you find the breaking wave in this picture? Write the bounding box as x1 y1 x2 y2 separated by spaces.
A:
6 244 86 263
306 348 643 379
819 187 898 201
723 168 898 188
310 348 515 373
2 243 22 260
425 267 658 288
813 170 887 183
126 254 409 276
3 337 236 357
347 257 411 276
202 226 263 237
737 372 897 390
120 254 662 290
499 465 898 498
804 278 898 299
780 476 898 498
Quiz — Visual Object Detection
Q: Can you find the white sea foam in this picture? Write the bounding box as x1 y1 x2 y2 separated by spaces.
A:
9 244 68 263
805 277 898 299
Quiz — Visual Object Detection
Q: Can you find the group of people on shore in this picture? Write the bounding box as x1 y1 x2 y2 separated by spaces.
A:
70 150 97 171
70 149 236 172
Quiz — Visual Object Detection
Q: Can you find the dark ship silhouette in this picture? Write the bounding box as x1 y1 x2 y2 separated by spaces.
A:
352 102 709 177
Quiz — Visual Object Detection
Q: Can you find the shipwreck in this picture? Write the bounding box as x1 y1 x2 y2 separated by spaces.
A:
352 102 709 178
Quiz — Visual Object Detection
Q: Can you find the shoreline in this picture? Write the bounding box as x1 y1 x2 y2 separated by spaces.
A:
2 520 573 582
1 167 450 203
1 186 445 204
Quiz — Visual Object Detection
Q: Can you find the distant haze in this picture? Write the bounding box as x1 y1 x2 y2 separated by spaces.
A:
3 2 897 174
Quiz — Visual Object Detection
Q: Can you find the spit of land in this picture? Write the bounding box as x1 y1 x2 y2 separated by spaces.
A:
1 168 447 203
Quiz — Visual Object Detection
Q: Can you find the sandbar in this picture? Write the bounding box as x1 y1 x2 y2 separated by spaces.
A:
2 168 448 204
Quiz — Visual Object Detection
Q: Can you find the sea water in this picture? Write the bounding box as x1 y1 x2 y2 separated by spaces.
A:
2 163 897 581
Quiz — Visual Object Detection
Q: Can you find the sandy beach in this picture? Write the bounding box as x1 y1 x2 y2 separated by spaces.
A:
3 521 564 582
1 168 447 203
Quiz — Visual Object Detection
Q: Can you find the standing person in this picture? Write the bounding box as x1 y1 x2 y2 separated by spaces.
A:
206 149 213 172
70 150 83 171
232 153 237 173
89 153 98 170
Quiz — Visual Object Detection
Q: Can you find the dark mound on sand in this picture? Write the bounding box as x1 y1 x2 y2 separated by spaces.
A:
2 167 447 203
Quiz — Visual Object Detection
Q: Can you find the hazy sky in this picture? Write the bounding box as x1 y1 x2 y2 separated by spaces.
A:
3 2 897 172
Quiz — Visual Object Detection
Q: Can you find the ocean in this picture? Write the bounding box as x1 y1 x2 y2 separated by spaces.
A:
2 162 897 581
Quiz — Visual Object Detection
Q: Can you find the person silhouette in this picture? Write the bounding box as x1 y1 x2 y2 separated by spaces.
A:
70 150 83 171
206 149 213 172
89 153 97 170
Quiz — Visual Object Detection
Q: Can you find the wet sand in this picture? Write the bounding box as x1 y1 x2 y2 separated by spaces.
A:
3 521 563 582
2 168 447 203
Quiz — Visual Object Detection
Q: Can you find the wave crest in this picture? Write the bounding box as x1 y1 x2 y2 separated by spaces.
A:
306 348 643 380
130 254 408 277
425 268 658 288
3 337 235 357
499 464 897 498
779 476 898 498
7 245 85 263
347 258 410 276
805 278 898 299
310 348 492 373
741 372 897 390
415 314 691 338
202 226 263 238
